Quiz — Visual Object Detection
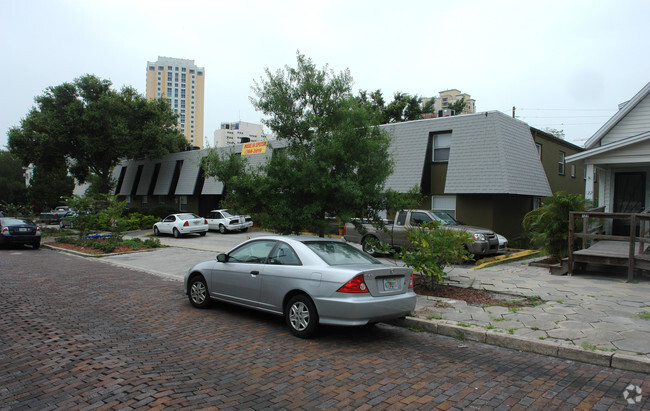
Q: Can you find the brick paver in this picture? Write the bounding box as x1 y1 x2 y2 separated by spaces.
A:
1 248 649 409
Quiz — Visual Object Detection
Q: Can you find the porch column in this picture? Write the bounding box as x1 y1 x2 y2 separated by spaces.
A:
585 163 595 202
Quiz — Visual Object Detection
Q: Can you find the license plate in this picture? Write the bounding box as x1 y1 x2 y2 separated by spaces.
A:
383 278 400 291
19 228 29 232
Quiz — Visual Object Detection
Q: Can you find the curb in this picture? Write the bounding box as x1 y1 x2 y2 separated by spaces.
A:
391 317 650 374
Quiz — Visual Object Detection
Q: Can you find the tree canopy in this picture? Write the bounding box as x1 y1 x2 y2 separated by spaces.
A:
0 151 28 207
202 53 402 235
447 97 467 114
357 90 436 123
8 74 187 200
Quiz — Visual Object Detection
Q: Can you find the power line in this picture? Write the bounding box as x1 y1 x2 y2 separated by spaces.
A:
516 108 613 112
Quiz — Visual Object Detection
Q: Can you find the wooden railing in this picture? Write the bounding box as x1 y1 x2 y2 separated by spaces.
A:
568 207 650 282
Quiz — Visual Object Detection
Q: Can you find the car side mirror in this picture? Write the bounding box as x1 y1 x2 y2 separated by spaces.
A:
217 253 229 263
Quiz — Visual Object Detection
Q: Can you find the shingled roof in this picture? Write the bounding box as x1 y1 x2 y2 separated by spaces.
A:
381 111 551 197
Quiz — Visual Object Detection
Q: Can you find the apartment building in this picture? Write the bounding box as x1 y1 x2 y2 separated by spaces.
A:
213 121 271 147
146 56 205 148
433 89 476 115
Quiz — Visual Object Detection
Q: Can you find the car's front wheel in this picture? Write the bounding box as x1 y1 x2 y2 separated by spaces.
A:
285 294 319 338
188 276 211 308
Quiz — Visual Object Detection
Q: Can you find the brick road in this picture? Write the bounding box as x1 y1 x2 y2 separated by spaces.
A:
1 248 649 410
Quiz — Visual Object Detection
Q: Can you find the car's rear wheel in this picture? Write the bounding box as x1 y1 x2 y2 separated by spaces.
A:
153 226 160 236
361 235 380 256
199 231 206 237
241 227 248 233
32 242 40 250
188 276 211 308
59 221 65 229
285 294 318 338
219 224 227 234
173 228 180 238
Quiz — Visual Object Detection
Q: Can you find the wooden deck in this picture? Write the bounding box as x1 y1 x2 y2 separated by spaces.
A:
568 209 650 281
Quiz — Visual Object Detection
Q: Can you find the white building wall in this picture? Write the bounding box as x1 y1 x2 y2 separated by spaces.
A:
213 121 271 147
601 95 650 145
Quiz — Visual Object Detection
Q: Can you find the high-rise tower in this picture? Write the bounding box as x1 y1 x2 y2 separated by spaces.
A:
146 57 205 148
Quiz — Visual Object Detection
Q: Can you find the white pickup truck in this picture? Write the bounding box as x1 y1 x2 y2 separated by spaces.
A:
344 210 504 257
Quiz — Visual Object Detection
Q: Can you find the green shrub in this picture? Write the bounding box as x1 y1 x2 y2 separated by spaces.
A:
399 221 473 289
522 192 591 259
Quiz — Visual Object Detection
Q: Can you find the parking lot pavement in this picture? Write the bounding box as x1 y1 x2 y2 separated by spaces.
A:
112 230 650 373
2 248 649 409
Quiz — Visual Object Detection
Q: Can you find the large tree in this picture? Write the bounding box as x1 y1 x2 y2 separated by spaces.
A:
202 53 396 236
8 75 187 196
0 151 28 206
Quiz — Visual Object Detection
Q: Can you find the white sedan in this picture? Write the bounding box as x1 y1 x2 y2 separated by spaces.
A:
205 209 253 233
153 213 208 238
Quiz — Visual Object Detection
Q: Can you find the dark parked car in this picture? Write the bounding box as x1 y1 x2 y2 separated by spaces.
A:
0 217 41 249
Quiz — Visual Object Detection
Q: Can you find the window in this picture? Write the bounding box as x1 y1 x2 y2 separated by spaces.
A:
229 240 277 263
432 133 451 162
178 195 187 212
149 66 155 71
268 242 301 265
571 164 576 178
432 195 457 218
533 197 542 210
558 151 566 175
535 143 542 159
410 211 433 226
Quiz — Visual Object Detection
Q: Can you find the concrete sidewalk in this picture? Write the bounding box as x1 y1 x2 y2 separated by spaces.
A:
401 260 650 373
54 232 650 374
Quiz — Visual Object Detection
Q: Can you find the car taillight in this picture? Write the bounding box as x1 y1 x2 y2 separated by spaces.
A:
1 227 7 234
204 219 208 224
408 272 414 289
36 227 41 233
337 274 369 293
183 221 189 227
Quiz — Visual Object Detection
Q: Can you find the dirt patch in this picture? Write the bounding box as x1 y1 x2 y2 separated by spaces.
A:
413 275 541 307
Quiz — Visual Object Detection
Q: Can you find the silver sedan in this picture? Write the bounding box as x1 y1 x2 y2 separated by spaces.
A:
184 236 416 338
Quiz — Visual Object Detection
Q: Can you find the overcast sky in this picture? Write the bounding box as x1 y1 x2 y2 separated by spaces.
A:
2 0 649 150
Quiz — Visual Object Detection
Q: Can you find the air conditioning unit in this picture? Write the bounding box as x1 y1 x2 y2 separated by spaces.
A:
438 109 456 117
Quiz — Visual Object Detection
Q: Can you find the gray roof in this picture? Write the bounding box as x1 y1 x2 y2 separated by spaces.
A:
135 161 156 196
117 160 146 196
174 151 203 195
381 111 551 196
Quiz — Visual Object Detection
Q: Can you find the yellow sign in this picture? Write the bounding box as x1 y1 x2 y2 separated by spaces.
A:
241 141 268 155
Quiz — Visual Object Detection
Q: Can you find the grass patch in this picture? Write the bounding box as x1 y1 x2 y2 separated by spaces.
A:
457 322 471 328
580 342 616 352
637 311 650 320
508 328 517 334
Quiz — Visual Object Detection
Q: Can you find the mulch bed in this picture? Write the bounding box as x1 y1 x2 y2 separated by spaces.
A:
47 241 150 255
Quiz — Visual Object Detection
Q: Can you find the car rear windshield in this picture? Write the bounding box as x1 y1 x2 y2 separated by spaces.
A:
1 218 35 226
304 241 381 266
178 213 201 220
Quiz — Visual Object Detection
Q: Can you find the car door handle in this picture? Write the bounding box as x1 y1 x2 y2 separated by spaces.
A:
250 271 259 275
